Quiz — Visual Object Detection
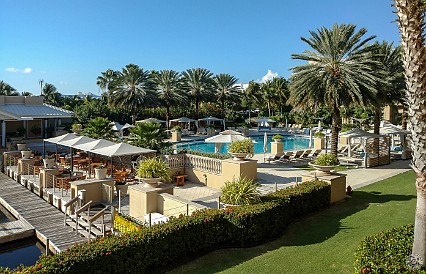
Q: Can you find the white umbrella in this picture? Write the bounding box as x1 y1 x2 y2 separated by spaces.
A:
137 118 167 124
220 130 242 135
205 134 253 153
111 121 123 131
263 132 268 154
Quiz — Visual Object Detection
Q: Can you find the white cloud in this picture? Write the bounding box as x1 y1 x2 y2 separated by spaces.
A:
59 81 68 85
22 68 32 73
6 67 19 72
5 67 33 74
261 69 279 83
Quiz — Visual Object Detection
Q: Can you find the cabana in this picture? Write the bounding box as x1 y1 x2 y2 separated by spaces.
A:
136 118 167 124
370 123 411 159
340 128 390 167
254 117 275 131
198 116 225 130
169 117 197 135
111 122 135 138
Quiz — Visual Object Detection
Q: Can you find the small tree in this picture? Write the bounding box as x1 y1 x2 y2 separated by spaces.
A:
129 122 170 151
82 117 113 139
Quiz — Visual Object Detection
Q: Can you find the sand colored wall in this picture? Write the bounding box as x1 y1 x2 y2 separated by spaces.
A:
302 172 347 204
18 158 35 175
157 193 206 217
129 184 174 222
39 168 61 188
314 138 325 149
271 142 284 157
171 132 181 141
70 179 115 205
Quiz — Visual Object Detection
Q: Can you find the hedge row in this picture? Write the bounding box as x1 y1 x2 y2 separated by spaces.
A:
354 224 426 273
5 180 330 273
113 213 145 233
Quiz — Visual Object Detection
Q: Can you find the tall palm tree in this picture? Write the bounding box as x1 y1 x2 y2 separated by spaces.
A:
42 83 62 106
395 0 426 266
21 91 32 96
272 77 290 115
154 70 186 127
243 81 261 122
289 23 381 155
110 64 153 124
0 81 19 96
182 68 214 119
371 41 405 135
213 73 240 118
261 80 277 117
97 69 118 104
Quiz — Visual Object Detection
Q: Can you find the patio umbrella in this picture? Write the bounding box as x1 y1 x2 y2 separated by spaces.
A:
111 121 123 131
220 129 242 135
205 133 252 153
263 132 268 157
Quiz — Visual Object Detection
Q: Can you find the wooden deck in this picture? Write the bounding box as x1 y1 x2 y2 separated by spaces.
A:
0 172 87 253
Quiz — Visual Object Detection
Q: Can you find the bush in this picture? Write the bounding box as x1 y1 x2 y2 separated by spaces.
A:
314 153 339 166
228 139 254 156
10 180 330 273
136 157 171 182
314 131 325 138
272 134 283 140
354 224 426 273
221 177 260 205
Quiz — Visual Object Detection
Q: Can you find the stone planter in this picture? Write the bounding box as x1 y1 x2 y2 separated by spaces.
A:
17 143 27 151
140 178 162 188
273 139 282 143
21 150 32 159
95 168 107 179
171 131 181 141
308 162 338 174
229 152 249 161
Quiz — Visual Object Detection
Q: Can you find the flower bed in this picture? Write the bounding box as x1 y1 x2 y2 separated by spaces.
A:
5 180 330 273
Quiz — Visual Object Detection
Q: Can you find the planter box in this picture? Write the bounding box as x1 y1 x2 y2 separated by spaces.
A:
95 168 107 180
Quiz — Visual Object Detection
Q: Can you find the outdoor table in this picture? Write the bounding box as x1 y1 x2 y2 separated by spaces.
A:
174 174 187 186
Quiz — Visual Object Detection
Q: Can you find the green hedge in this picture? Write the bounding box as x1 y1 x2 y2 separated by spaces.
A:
6 180 330 273
354 224 426 273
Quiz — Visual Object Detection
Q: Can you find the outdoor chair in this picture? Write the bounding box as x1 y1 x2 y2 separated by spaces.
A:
277 151 294 163
289 150 304 161
299 149 312 161
308 149 322 158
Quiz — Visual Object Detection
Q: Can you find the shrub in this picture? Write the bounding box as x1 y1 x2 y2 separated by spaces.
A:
172 125 182 132
314 131 325 138
272 134 283 140
10 180 330 273
228 139 254 156
114 212 146 233
221 177 260 205
136 157 171 182
354 224 426 273
71 123 82 132
314 153 339 166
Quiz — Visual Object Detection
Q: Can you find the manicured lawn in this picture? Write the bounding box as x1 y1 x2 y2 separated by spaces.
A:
169 171 416 274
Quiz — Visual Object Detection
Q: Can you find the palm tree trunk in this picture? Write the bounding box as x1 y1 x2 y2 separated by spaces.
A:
221 99 225 119
330 104 340 156
395 0 426 265
267 101 271 117
131 113 136 125
166 105 170 129
195 96 200 119
373 105 381 135
401 106 407 130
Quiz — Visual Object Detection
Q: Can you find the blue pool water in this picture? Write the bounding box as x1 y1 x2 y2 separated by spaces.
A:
176 135 310 154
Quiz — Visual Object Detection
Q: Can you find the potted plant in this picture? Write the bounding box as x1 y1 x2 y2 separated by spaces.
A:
221 177 260 206
172 125 182 132
71 123 83 134
228 139 254 161
272 134 283 142
95 164 108 179
314 131 325 138
136 157 171 187
308 153 339 173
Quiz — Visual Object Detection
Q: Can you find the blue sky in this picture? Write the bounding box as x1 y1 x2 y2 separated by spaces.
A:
1 0 400 95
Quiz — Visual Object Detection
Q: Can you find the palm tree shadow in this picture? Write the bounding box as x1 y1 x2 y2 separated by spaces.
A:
168 190 415 274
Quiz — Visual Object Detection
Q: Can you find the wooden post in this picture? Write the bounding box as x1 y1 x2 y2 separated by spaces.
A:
118 190 121 213
45 239 50 255
217 197 221 209
186 204 189 216
149 213 152 227
275 182 278 192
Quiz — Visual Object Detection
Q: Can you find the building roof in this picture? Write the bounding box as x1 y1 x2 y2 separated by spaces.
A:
0 103 73 120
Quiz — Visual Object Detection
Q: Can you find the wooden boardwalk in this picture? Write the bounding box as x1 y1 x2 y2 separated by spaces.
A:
0 172 87 253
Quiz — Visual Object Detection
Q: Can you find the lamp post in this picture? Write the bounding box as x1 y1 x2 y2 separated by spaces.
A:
39 79 44 96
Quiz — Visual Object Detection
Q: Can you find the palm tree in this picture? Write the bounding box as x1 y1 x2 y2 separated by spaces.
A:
110 64 153 124
272 77 290 115
21 91 32 96
154 70 186 127
182 68 214 119
213 73 240 118
97 69 118 104
371 42 405 135
82 117 113 139
243 81 261 122
261 80 277 117
289 23 381 156
395 0 426 266
0 81 19 96
128 122 170 151
42 83 62 106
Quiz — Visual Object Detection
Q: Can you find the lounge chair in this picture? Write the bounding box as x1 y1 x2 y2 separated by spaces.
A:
289 150 304 161
277 151 294 163
299 149 312 161
308 149 322 158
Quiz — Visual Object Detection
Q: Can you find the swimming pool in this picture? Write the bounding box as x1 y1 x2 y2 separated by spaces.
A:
176 135 310 154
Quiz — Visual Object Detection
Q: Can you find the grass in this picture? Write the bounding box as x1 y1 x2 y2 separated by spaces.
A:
168 171 416 274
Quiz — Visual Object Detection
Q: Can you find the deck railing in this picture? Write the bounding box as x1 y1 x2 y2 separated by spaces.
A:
166 154 222 174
